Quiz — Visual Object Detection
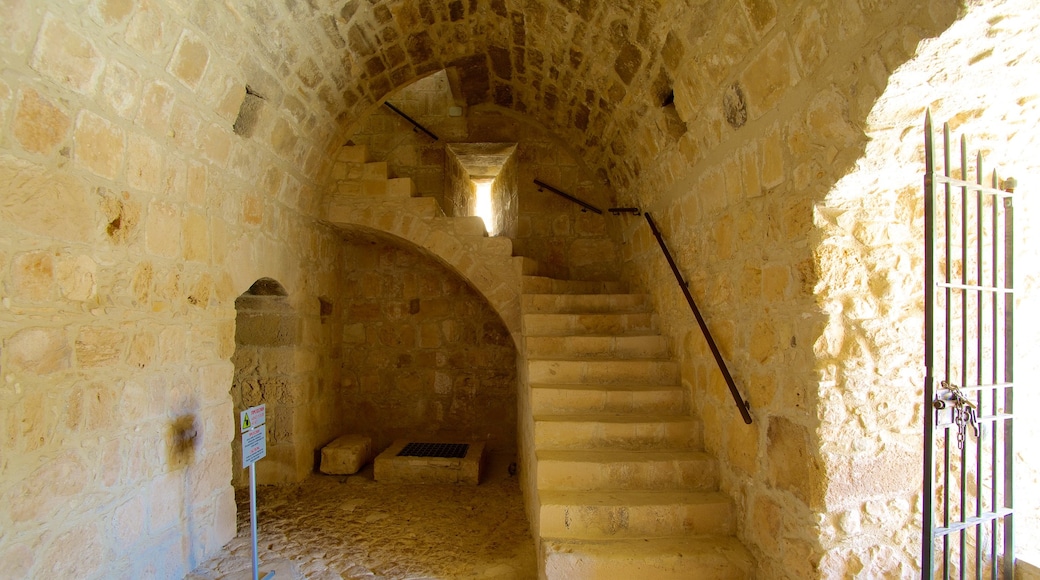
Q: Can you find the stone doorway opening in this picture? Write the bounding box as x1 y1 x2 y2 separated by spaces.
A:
336 228 519 466
230 278 299 487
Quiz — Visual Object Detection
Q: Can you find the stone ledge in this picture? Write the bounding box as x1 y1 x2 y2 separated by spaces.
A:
319 435 372 475
374 439 485 485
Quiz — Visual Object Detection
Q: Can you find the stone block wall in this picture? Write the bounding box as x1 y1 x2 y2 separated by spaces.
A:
607 0 1040 576
230 284 305 486
349 70 467 204
345 73 621 281
338 231 518 456
0 0 352 576
4 0 1040 577
444 141 475 219
607 0 962 576
492 150 519 239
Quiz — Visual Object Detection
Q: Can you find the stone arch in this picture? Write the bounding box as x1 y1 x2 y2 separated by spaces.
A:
230 277 303 486
315 0 718 189
809 0 1040 573
327 205 524 342
331 216 523 347
336 227 519 456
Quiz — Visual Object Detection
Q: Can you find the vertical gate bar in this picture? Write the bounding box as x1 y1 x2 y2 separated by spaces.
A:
1002 180 1014 579
959 133 969 580
923 111 937 579
975 152 983 580
990 171 999 580
943 121 953 580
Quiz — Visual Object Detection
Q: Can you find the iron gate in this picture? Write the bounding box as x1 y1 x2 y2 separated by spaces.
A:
923 111 1015 579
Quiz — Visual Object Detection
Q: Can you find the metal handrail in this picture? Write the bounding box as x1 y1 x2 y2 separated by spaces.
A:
644 212 753 424
384 102 439 141
534 179 603 214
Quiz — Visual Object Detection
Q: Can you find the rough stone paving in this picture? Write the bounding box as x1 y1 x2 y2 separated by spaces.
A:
186 462 535 580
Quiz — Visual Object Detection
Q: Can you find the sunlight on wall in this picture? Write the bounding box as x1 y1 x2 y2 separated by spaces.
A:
474 180 495 235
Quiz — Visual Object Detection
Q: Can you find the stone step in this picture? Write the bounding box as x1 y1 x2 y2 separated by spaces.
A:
339 144 368 163
327 196 443 223
518 257 540 276
431 215 488 237
521 293 650 314
522 276 625 295
538 490 734 539
386 177 414 197
471 235 513 257
526 335 670 360
523 313 656 336
533 414 701 450
536 449 717 492
542 536 753 580
531 383 684 416
527 359 679 385
362 160 387 180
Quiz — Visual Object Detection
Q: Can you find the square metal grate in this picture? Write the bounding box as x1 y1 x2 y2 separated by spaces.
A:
397 442 469 458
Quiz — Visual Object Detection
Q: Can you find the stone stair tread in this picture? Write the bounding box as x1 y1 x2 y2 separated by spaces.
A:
527 331 661 337
534 413 693 423
536 448 710 463
531 382 682 391
526 355 676 364
522 276 626 294
539 489 730 507
525 335 670 356
522 312 658 337
521 294 651 313
542 535 753 580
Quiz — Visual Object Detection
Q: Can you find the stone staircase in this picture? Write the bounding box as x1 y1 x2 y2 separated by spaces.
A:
522 277 752 579
324 143 752 578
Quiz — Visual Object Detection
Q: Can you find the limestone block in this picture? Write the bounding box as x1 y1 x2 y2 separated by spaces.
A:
74 109 125 179
5 327 71 375
319 434 372 475
11 251 54 302
100 59 140 119
137 80 175 135
75 326 125 368
386 177 414 197
198 123 231 165
13 88 70 155
339 144 367 163
182 211 210 262
374 440 484 484
168 29 209 90
740 33 799 120
362 161 387 180
31 14 104 94
126 133 162 192
125 0 166 53
145 200 181 258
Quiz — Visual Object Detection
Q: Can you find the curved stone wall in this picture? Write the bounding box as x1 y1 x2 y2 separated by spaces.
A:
3 0 1039 577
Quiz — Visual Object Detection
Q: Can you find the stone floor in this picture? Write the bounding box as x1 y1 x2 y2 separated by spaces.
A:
187 456 537 580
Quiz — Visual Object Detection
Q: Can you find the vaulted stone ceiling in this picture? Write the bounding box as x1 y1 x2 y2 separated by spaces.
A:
221 0 771 192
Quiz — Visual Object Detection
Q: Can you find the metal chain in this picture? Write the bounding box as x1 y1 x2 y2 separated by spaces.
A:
940 380 979 449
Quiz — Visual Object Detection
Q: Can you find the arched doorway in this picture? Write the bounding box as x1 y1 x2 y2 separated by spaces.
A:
230 278 299 486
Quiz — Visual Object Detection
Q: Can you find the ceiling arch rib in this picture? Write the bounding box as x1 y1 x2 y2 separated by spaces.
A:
303 0 698 193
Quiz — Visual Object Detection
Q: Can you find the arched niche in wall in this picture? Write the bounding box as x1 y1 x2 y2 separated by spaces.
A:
337 227 519 457
230 277 300 486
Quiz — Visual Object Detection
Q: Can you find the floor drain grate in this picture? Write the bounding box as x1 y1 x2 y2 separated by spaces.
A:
397 442 470 458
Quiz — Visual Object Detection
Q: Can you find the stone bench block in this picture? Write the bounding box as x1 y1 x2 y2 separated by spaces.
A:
319 435 372 475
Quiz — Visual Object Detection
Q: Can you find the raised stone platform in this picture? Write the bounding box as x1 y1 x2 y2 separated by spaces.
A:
374 439 485 485
319 435 372 475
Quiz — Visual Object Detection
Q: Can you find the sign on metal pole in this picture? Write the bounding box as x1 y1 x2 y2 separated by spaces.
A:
242 425 266 468
239 405 274 580
241 405 266 432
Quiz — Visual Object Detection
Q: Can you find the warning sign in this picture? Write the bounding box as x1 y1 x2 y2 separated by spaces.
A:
242 425 267 468
240 405 266 433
